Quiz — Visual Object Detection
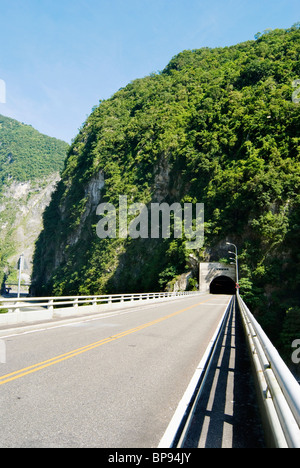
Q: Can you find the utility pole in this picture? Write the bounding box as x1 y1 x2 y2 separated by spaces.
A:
226 242 239 291
17 254 24 298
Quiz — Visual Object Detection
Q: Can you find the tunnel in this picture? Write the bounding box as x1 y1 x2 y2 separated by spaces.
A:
209 275 236 295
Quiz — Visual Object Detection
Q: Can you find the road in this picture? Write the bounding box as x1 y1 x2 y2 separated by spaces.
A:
0 293 230 448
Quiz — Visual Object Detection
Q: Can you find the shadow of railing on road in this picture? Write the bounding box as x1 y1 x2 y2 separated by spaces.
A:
181 299 265 448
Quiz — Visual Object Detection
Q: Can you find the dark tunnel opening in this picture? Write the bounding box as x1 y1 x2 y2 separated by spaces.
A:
210 275 236 295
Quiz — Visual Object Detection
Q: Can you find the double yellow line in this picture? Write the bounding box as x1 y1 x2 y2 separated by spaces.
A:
0 298 212 386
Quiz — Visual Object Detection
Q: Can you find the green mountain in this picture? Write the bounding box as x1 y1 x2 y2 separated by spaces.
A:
0 114 67 183
32 25 300 359
0 115 68 286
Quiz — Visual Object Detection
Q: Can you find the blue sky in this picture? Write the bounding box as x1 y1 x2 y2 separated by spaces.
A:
0 0 299 143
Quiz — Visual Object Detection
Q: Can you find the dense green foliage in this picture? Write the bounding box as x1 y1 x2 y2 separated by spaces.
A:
0 114 68 184
0 115 68 286
32 26 300 358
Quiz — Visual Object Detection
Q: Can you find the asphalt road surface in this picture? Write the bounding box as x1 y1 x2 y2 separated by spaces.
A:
0 294 230 448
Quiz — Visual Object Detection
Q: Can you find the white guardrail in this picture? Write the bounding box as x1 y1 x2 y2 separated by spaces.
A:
0 291 201 326
237 292 300 448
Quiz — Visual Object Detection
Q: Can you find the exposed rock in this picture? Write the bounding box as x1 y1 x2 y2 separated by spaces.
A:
1 174 60 278
166 271 193 292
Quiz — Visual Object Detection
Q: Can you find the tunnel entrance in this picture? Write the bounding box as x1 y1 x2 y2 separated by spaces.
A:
210 275 236 295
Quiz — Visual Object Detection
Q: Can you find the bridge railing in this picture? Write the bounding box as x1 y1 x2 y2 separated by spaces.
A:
0 290 201 315
237 292 300 448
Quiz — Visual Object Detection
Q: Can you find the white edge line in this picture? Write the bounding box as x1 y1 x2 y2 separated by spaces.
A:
157 297 231 448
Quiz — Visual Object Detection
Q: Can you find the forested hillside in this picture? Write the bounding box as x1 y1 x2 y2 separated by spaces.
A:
32 25 300 359
0 115 68 286
0 115 67 183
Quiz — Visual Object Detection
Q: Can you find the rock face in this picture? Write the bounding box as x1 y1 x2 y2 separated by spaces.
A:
165 272 193 292
0 113 68 286
0 175 60 282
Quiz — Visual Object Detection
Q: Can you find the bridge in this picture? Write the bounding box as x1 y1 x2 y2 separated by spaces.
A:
0 289 299 448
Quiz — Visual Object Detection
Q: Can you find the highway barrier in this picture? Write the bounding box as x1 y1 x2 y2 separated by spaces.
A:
237 292 300 448
0 291 202 326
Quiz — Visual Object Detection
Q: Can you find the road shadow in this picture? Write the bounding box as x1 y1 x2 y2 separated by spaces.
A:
182 298 265 448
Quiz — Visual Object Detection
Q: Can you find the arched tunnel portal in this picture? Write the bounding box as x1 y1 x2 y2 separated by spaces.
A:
209 275 236 295
199 262 236 294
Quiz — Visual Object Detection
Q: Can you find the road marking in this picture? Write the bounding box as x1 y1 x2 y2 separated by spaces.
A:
0 297 214 386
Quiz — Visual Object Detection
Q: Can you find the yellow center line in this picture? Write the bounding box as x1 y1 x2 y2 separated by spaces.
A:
0 297 214 386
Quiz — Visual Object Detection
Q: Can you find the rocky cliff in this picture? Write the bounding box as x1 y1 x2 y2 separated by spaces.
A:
0 175 60 284
0 114 68 287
